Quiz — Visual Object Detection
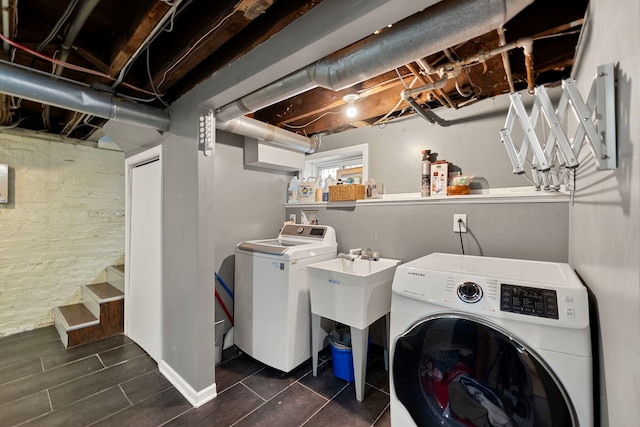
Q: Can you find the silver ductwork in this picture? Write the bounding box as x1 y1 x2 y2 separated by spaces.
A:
0 62 170 131
215 0 533 123
217 116 319 154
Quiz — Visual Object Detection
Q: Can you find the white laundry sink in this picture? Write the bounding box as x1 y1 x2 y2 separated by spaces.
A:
308 257 401 329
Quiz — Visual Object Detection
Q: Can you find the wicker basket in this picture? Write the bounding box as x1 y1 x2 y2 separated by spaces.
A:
328 184 366 202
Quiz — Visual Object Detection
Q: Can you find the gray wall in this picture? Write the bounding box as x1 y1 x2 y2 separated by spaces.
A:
286 201 568 264
569 0 640 425
161 99 216 392
213 130 291 329
318 90 558 194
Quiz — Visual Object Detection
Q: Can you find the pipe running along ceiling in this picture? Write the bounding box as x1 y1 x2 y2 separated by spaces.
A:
0 0 582 152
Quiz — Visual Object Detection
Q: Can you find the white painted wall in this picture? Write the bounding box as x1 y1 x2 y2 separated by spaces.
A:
0 131 124 336
569 1 640 425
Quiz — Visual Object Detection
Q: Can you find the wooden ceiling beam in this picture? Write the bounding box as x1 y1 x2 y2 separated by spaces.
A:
107 1 171 78
164 0 325 101
283 84 414 136
151 0 276 93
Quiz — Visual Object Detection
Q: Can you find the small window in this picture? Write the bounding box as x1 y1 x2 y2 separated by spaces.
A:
303 144 368 182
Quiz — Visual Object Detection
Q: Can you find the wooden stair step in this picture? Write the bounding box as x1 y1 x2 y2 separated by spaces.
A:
85 282 124 303
55 304 99 332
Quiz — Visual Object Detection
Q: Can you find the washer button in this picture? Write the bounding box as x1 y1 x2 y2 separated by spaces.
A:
565 307 575 318
564 295 574 303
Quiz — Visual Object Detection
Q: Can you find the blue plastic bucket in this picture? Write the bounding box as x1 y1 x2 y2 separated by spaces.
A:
329 336 371 383
329 339 355 382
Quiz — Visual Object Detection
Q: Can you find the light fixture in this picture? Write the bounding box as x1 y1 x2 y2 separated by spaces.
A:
343 94 358 118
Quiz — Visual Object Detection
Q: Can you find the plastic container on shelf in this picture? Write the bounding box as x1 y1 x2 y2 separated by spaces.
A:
298 177 317 202
316 177 325 202
287 176 300 203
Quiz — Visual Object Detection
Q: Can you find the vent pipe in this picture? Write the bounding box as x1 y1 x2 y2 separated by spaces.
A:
0 62 170 131
217 116 319 154
215 0 533 123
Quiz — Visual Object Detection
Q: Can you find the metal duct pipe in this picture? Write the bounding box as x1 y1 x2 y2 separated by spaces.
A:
215 0 533 122
217 116 320 154
56 0 101 75
0 61 170 131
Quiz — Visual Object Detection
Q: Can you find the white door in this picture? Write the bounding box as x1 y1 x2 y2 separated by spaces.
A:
127 158 162 361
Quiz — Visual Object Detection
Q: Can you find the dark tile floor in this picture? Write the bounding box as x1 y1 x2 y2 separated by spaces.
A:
0 326 391 426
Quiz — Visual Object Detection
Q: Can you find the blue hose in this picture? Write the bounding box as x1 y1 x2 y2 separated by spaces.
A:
215 272 234 299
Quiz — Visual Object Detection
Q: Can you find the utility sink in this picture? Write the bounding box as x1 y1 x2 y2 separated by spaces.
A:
308 257 401 329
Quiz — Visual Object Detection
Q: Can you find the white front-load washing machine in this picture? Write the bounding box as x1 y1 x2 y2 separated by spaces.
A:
390 253 592 427
235 224 337 372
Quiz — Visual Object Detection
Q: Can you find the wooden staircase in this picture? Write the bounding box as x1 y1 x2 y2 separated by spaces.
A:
54 265 125 348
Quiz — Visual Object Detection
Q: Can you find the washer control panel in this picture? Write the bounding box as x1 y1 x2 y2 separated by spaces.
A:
500 283 559 319
456 281 483 303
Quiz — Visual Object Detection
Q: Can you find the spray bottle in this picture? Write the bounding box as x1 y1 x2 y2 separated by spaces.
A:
421 150 432 197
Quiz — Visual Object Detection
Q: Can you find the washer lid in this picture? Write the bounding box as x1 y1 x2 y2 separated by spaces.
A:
237 239 306 255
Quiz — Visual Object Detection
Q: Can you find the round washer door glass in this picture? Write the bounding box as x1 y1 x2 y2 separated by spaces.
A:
393 315 577 427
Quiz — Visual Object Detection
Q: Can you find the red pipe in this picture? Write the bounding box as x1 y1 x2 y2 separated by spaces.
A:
215 289 234 326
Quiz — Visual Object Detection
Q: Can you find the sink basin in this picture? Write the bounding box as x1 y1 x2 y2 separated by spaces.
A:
308 257 401 329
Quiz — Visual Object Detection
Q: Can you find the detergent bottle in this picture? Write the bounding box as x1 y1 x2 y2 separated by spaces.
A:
287 175 299 203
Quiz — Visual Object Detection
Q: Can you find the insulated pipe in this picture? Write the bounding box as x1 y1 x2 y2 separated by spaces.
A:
1 0 10 52
401 77 448 99
216 116 319 154
521 39 535 94
0 61 171 131
497 26 516 92
215 0 533 122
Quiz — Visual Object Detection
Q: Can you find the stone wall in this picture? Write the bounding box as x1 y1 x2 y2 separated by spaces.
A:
0 131 124 336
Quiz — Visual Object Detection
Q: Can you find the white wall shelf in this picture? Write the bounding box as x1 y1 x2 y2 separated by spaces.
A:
285 187 569 208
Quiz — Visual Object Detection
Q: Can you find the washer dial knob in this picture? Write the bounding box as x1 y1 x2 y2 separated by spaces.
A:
457 281 483 303
296 226 305 234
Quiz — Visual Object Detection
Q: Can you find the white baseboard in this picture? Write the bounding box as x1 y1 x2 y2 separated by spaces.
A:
159 360 217 408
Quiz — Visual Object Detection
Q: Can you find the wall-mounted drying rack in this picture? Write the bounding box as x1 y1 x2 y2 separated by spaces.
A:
500 63 616 191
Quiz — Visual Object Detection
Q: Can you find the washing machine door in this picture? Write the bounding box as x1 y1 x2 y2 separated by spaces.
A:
393 314 578 427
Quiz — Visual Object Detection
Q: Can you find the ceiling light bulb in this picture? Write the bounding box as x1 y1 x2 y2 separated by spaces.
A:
343 94 359 119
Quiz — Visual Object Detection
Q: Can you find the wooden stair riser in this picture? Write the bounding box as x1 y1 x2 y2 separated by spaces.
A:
82 286 101 319
66 300 124 347
54 266 125 348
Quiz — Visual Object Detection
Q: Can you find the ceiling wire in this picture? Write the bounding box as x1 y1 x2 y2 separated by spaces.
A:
373 73 418 126
282 110 345 129
36 0 80 53
0 33 161 97
155 5 239 91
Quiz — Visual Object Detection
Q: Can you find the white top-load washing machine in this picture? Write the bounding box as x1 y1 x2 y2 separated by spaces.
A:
390 253 592 427
235 224 337 372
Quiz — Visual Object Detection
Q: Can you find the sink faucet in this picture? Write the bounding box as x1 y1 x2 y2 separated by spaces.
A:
338 253 356 261
360 248 380 261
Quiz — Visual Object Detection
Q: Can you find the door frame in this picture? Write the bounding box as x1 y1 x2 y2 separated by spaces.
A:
124 145 162 357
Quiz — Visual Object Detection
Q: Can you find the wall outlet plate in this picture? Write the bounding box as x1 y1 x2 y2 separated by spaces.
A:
453 214 467 233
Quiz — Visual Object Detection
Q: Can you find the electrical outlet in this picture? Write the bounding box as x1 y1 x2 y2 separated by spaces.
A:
453 214 467 233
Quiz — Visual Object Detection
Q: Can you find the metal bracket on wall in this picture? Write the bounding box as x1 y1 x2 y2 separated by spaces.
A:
198 110 215 156
500 63 616 190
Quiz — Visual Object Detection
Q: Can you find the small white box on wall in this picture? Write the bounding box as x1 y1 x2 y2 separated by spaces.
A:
0 163 7 203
